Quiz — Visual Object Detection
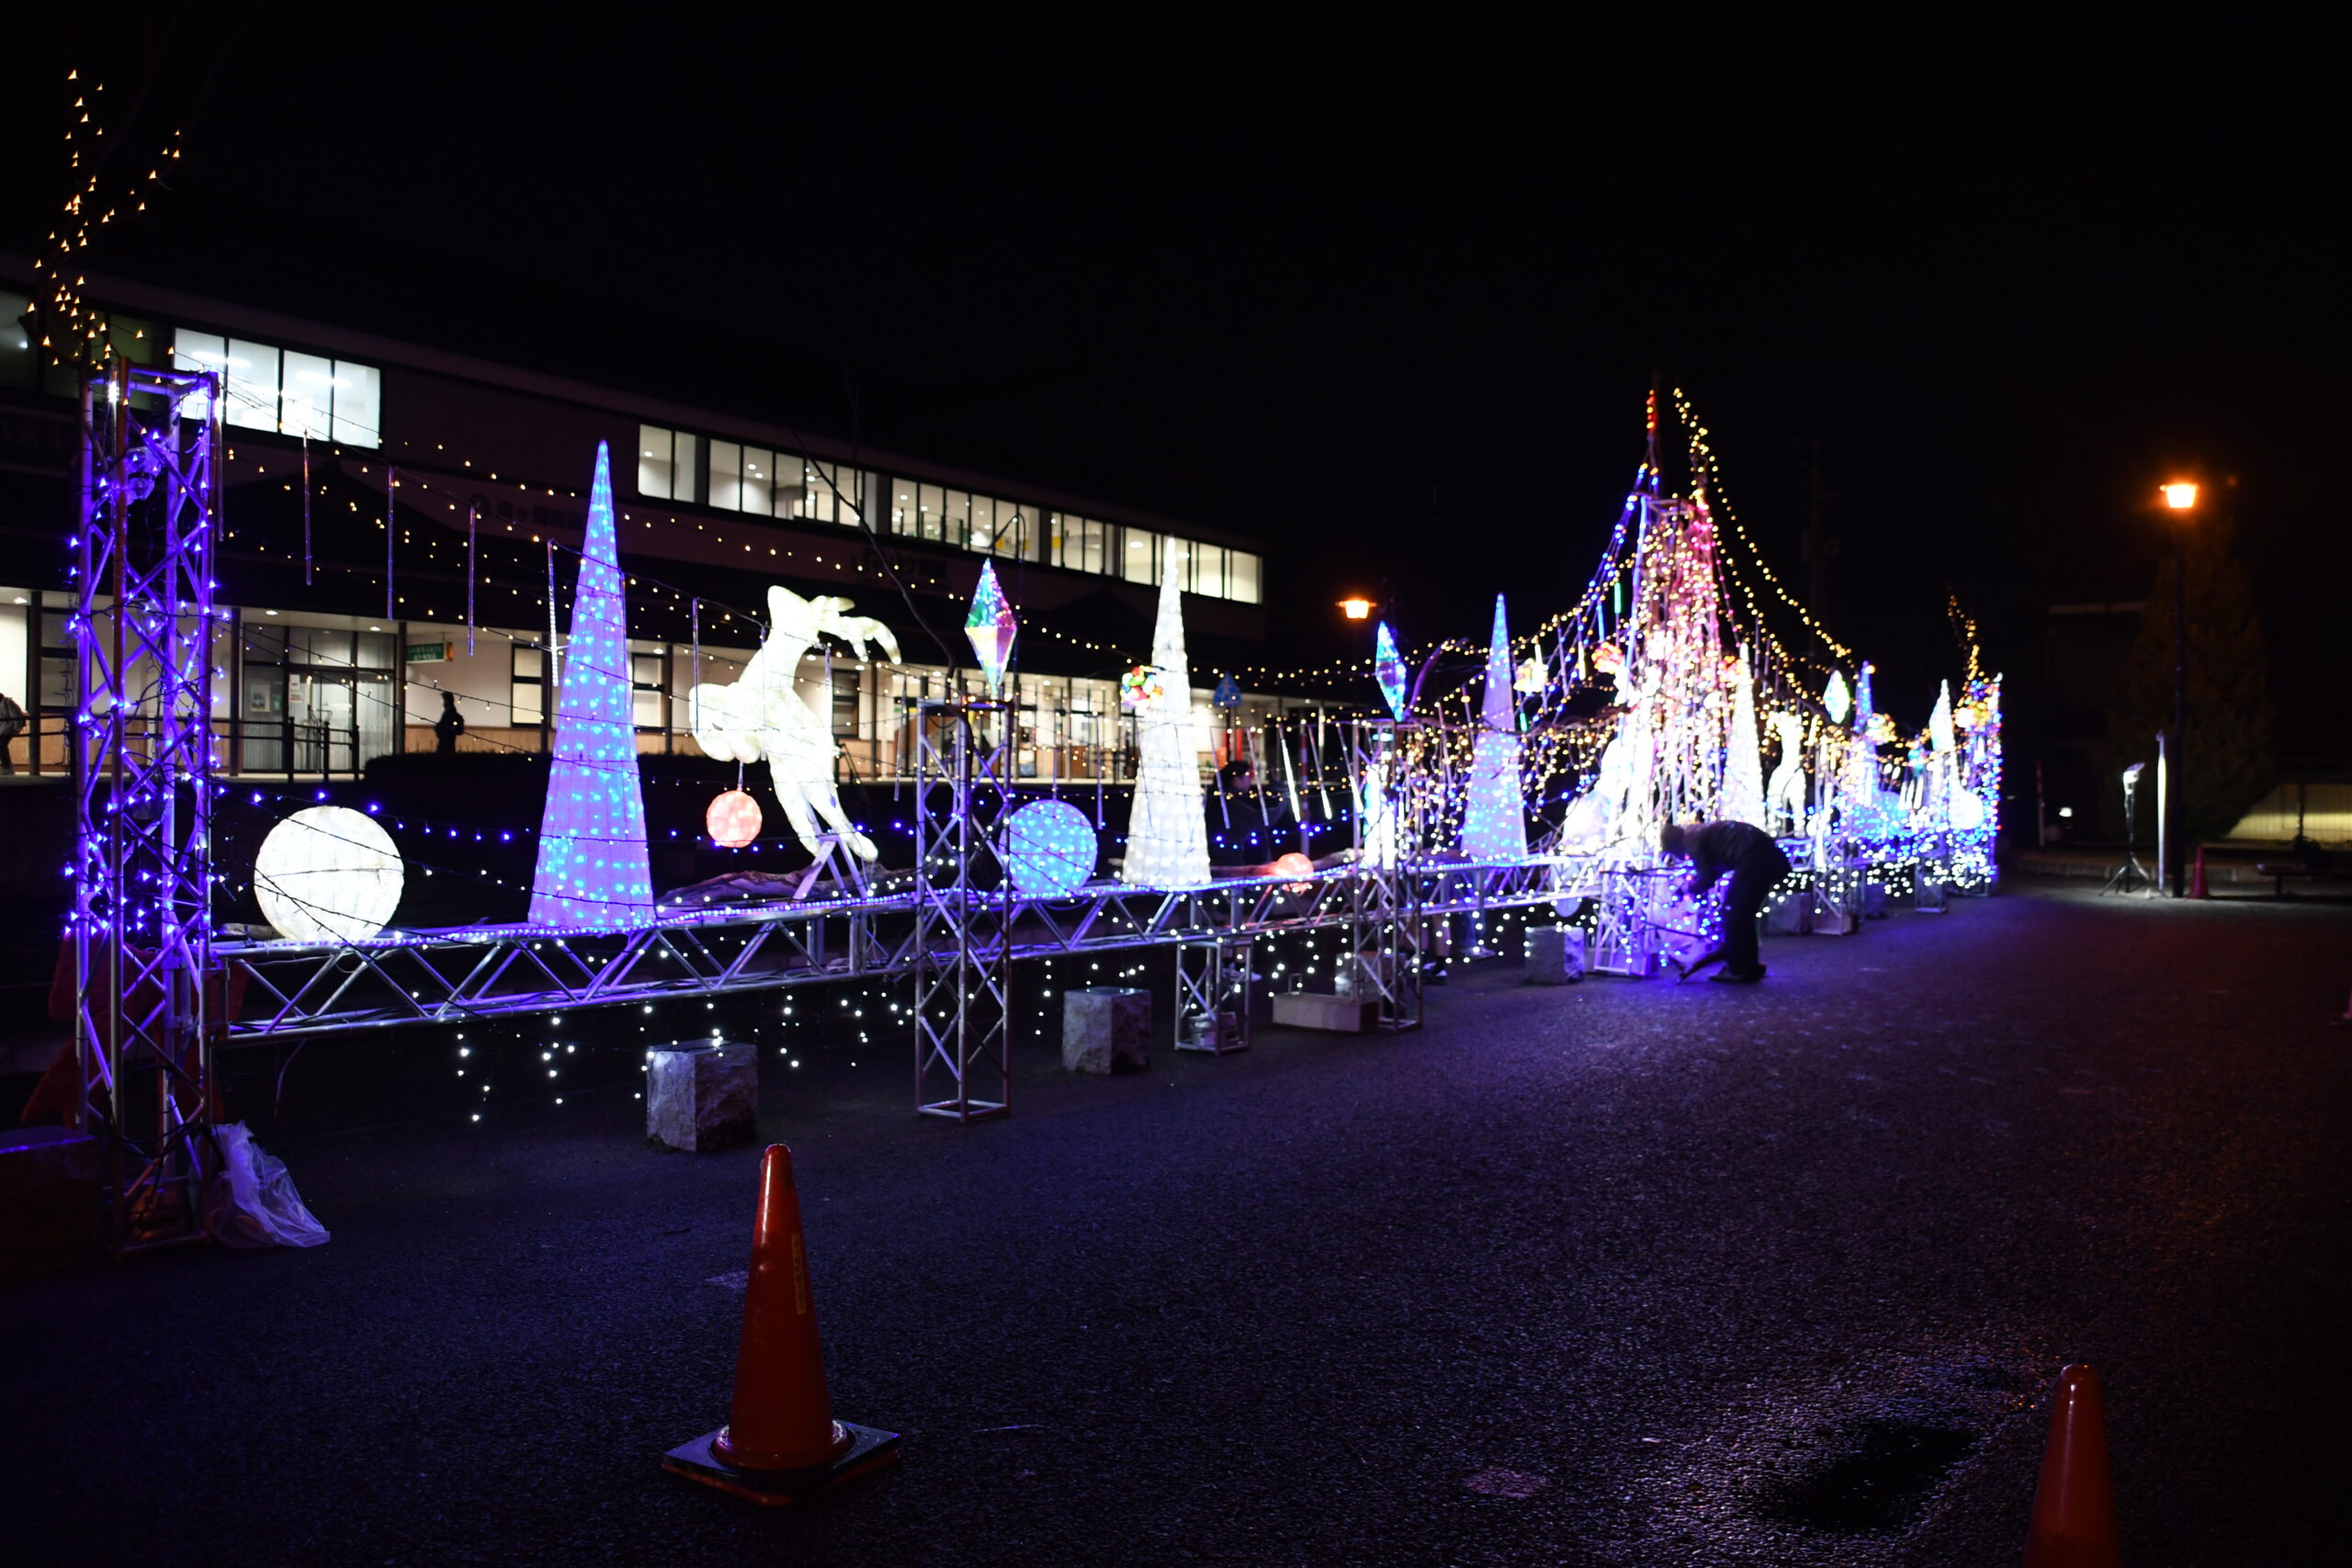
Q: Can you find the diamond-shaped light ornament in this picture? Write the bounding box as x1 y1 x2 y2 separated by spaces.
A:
964 560 1017 697
1374 621 1408 721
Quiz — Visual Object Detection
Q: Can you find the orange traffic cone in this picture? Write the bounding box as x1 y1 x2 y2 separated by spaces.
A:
2022 1363 2120 1568
663 1144 899 1505
2188 845 2209 899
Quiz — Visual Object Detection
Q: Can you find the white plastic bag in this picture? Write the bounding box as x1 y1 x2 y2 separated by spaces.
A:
207 1122 331 1248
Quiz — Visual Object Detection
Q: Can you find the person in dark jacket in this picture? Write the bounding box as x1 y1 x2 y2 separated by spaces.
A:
1658 818 1792 983
432 691 466 754
1207 757 1296 868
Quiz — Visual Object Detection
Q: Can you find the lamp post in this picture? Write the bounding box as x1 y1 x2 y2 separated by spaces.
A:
2160 481 2197 897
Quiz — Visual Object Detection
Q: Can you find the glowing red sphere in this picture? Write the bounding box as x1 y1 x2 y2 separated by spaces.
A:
707 789 763 849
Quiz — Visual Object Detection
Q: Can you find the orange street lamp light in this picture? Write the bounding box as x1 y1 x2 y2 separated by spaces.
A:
1338 597 1374 621
2155 478 2199 896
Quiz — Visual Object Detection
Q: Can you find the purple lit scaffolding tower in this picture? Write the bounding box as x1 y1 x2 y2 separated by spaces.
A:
74 359 223 1252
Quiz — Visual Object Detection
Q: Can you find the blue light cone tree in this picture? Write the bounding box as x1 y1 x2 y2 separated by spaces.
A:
1459 593 1529 862
1120 556 1212 887
529 442 655 927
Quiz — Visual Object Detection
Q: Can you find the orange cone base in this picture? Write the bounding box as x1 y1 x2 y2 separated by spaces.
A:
662 1421 900 1506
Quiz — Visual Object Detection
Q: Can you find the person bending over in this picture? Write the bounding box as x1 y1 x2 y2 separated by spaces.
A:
1657 819 1792 984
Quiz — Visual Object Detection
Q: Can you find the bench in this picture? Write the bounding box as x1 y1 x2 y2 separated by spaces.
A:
2253 863 2352 899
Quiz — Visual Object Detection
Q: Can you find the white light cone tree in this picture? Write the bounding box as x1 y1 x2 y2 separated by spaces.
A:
1459 593 1528 861
1724 651 1767 828
1120 556 1212 887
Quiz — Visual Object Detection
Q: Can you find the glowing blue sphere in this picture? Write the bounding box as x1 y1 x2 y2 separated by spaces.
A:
1001 800 1099 898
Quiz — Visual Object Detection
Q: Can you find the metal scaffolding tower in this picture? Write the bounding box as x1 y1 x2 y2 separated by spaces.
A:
1345 720 1422 1031
74 360 222 1251
911 699 1014 1120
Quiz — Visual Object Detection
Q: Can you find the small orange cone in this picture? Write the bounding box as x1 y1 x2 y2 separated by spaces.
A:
2188 846 2209 899
663 1144 899 1504
2022 1363 2120 1568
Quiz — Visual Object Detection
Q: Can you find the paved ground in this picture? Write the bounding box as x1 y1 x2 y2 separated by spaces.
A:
6 881 2347 1566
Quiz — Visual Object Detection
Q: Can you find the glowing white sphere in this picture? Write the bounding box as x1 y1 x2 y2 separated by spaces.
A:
254 807 404 943
1951 790 1987 831
1001 799 1099 897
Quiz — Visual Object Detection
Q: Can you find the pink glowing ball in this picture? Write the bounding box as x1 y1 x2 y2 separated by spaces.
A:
1269 852 1316 892
707 789 763 848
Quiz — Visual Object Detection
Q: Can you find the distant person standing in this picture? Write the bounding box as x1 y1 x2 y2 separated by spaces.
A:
432 691 465 755
0 687 25 773
1658 819 1793 984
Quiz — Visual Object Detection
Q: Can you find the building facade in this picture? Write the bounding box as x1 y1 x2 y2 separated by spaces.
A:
0 258 1284 783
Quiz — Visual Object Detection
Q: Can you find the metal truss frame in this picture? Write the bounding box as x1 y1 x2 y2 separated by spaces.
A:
1344 722 1423 1031
212 854 1589 1037
74 360 222 1252
911 700 1015 1121
1173 934 1251 1054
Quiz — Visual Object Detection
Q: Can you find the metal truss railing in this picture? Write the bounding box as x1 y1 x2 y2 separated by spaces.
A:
212 855 1591 1043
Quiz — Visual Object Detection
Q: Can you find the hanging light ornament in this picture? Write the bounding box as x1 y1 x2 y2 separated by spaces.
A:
1374 621 1408 721
963 559 1017 698
706 789 763 849
1120 664 1166 711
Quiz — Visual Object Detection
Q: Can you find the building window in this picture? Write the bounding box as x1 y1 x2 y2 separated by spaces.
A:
512 643 544 726
1121 527 1159 586
1227 550 1261 604
638 425 699 503
170 331 379 446
1052 514 1107 575
1188 542 1227 597
630 649 665 728
710 442 780 516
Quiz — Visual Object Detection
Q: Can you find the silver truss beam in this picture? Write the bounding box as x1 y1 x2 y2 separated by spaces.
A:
210 857 1596 1043
74 361 221 1252
911 701 1014 1121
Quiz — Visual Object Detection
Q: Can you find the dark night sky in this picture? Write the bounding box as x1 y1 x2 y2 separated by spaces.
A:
7 8 2343 738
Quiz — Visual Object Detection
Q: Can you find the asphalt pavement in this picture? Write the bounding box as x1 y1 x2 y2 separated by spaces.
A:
6 880 2347 1566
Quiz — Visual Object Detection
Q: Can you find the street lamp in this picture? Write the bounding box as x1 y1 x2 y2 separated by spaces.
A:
1337 597 1374 621
2159 480 2197 896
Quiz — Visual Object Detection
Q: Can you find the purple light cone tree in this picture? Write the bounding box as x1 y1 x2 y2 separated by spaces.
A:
529 442 655 927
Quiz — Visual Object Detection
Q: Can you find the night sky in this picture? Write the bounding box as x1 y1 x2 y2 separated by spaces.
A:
6 11 2340 739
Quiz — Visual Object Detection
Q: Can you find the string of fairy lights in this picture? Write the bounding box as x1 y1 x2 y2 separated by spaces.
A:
27 69 185 379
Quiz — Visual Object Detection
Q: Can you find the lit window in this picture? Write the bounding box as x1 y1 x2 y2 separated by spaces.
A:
281 351 335 440
707 440 741 511
1122 527 1159 585
631 650 664 728
639 427 698 502
224 339 280 433
511 644 545 726
1053 514 1106 575
741 446 775 517
1190 542 1227 597
171 331 227 422
332 362 381 446
1227 551 1261 604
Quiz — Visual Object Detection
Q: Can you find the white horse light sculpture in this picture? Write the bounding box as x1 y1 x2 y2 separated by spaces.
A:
691 585 901 862
1764 711 1808 835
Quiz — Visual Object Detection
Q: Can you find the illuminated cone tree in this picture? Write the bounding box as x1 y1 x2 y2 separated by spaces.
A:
529 442 655 926
1120 553 1211 887
1459 593 1528 861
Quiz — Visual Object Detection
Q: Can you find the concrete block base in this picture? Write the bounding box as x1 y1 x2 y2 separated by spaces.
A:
1526 926 1585 985
646 1043 759 1153
1063 987 1151 1073
1272 990 1374 1032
